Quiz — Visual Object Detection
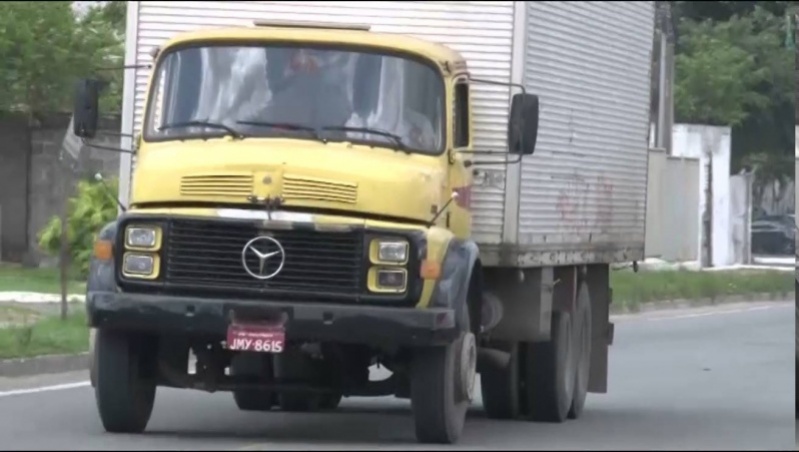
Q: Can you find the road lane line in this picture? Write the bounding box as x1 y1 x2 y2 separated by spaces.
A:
643 304 790 322
0 381 89 398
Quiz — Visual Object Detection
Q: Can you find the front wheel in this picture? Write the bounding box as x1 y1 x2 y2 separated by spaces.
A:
94 329 157 434
410 330 476 444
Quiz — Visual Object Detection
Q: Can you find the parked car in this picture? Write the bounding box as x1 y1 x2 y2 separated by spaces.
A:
751 215 795 255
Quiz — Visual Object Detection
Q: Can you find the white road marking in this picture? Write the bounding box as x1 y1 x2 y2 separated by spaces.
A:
0 381 89 398
642 304 790 322
0 303 790 399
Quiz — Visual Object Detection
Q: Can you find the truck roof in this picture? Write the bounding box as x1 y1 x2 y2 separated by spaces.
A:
158 25 467 70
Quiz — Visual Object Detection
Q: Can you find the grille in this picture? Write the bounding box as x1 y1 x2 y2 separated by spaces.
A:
180 174 253 198
282 174 358 205
164 219 363 295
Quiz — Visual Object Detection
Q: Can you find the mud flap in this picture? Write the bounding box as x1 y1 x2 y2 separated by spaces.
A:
588 280 611 394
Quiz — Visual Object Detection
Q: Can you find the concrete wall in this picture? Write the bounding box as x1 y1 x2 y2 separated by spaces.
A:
0 114 120 265
671 124 733 267
0 115 30 262
645 148 700 261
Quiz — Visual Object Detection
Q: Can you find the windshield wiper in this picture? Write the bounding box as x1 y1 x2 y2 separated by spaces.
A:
236 121 323 141
320 126 408 151
160 120 244 139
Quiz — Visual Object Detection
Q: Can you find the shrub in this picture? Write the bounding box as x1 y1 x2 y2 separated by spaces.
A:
38 177 119 277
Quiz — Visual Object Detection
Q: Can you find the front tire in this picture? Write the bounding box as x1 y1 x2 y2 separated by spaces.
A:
410 334 475 444
410 293 476 445
94 329 157 434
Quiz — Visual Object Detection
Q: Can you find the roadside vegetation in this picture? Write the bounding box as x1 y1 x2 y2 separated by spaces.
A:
610 268 794 311
0 306 87 359
0 266 793 359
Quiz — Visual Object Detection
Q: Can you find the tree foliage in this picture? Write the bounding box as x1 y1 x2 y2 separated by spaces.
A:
0 1 125 117
38 178 120 277
671 1 795 176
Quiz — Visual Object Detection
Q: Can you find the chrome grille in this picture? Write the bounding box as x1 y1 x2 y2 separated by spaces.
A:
164 219 363 295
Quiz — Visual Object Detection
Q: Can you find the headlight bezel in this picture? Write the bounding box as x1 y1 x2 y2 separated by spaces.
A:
121 252 160 280
369 239 410 265
124 225 163 251
367 267 408 293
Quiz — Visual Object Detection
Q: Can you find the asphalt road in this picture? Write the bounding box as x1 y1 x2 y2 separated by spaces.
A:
0 301 794 451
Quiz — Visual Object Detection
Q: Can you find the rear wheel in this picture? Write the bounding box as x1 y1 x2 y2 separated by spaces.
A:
94 329 157 434
230 353 275 412
568 282 592 419
480 342 519 420
526 310 576 423
275 351 322 412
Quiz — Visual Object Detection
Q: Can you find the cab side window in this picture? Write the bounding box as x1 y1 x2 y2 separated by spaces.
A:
454 81 470 148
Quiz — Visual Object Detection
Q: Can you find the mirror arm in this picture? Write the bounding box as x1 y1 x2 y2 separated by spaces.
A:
458 149 523 166
93 131 136 139
467 76 527 96
81 138 135 155
95 63 153 72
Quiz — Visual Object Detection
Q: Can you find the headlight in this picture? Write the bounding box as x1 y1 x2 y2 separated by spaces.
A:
369 267 407 293
126 226 160 250
371 240 409 264
122 253 157 278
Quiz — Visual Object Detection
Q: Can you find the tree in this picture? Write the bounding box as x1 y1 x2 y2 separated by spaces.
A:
0 1 124 117
673 18 769 126
671 2 794 179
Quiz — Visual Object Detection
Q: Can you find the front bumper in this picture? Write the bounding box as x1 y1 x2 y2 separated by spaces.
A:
87 291 458 347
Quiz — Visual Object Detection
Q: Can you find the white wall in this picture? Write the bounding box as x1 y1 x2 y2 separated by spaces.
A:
671 124 733 267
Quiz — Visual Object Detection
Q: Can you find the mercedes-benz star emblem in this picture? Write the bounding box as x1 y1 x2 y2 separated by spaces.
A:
241 236 286 280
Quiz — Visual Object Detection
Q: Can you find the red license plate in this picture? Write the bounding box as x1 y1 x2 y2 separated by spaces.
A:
226 322 285 353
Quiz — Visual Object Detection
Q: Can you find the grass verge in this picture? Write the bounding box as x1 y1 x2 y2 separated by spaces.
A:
611 269 794 311
0 308 88 360
0 263 86 294
0 267 793 360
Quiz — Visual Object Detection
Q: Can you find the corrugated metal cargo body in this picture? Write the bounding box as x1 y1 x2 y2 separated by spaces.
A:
119 1 655 269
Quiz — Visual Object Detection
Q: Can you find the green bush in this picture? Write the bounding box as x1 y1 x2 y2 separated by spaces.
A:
38 177 119 277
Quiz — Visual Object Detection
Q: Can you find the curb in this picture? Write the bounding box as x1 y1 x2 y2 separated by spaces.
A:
0 353 89 378
0 292 794 379
610 291 794 315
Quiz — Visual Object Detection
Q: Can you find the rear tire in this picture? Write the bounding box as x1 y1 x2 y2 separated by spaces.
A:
527 311 576 423
230 353 276 412
319 393 343 410
568 282 592 419
275 351 321 412
94 329 157 434
480 342 519 419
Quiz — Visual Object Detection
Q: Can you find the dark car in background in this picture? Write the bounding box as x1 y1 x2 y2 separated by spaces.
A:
751 214 795 255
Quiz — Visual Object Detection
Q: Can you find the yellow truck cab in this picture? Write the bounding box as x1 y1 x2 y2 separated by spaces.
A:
75 2 655 445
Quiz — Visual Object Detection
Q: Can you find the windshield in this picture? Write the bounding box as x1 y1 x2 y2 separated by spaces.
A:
143 44 445 154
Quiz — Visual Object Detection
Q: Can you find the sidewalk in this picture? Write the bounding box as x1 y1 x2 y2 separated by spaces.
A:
0 293 85 304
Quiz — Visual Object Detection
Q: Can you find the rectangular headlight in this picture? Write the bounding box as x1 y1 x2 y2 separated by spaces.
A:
372 240 409 264
126 226 160 249
122 253 156 278
368 267 407 293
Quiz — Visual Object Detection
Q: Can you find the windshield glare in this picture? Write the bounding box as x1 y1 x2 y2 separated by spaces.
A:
144 44 445 154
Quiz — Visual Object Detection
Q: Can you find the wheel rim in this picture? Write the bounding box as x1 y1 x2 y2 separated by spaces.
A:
577 308 590 387
458 332 478 402
563 316 576 400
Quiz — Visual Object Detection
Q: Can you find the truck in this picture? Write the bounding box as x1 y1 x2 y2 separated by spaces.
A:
74 1 656 444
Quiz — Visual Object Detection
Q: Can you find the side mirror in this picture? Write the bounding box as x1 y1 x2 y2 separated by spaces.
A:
73 79 102 139
508 93 539 156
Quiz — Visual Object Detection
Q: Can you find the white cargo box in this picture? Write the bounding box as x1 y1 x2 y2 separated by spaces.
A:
120 1 655 267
